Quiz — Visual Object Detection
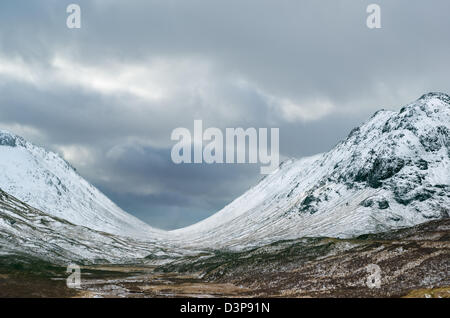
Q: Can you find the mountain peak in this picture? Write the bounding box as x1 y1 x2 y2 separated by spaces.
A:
0 130 25 148
418 92 450 104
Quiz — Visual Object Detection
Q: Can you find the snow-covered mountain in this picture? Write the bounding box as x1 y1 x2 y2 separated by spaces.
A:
0 131 164 239
0 93 449 256
171 93 450 249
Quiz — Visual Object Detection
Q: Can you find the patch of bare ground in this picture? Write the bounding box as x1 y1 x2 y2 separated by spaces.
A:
73 270 253 298
0 269 79 298
403 287 450 298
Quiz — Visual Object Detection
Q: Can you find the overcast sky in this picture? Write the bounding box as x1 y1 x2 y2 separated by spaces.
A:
0 0 449 229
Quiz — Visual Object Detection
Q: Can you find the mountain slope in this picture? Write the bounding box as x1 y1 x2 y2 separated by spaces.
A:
0 131 164 239
171 93 450 249
161 219 450 297
0 188 190 264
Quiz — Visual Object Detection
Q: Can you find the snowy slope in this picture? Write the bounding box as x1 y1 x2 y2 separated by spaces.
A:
171 93 450 249
0 131 164 239
0 188 188 264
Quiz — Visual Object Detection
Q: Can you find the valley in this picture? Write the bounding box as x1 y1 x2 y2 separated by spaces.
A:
1 218 448 298
1 93 449 298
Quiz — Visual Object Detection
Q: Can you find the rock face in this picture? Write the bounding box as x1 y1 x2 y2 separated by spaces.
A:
171 93 450 249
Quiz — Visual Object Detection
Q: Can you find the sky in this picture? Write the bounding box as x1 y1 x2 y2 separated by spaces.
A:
0 0 449 229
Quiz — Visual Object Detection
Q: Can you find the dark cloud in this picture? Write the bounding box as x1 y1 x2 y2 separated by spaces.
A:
0 0 449 228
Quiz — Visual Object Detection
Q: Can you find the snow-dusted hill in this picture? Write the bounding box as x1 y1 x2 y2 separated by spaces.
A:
0 131 164 239
0 188 149 263
171 93 450 249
